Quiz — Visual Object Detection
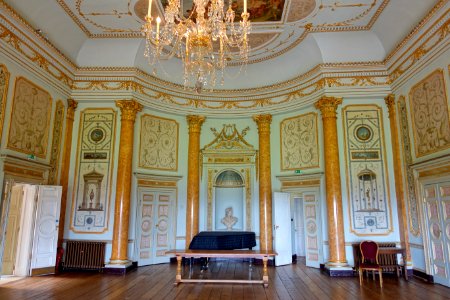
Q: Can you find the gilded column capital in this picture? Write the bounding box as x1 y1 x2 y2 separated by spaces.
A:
384 94 396 118
66 99 78 121
314 96 343 118
116 100 143 122
187 115 206 134
253 114 272 133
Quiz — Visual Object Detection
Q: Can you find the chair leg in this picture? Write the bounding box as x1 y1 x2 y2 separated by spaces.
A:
379 268 383 288
359 268 363 286
372 270 375 280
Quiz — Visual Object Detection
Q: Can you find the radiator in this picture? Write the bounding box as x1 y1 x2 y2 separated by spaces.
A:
377 242 400 275
64 240 106 271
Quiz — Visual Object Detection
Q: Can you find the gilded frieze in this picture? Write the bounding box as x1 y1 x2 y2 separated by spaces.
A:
138 114 179 171
7 77 52 158
398 96 420 236
389 17 450 83
280 112 319 170
70 108 116 233
48 100 65 185
343 105 392 235
0 21 73 88
0 64 10 139
409 69 450 158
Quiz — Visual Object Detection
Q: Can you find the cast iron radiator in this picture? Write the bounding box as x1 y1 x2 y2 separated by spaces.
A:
377 242 401 276
64 240 106 271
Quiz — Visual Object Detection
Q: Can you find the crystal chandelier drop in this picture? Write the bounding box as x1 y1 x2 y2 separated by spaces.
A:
142 0 251 91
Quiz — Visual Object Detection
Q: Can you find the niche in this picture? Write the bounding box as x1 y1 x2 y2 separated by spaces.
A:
214 170 244 231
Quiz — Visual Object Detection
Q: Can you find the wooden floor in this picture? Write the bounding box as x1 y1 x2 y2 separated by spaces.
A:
0 259 449 300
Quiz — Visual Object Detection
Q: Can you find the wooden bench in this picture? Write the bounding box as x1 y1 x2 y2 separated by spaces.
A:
165 249 277 287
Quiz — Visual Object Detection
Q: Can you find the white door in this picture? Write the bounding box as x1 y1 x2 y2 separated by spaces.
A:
30 186 61 276
424 181 450 287
273 192 292 266
1 185 24 275
303 192 321 268
15 185 38 277
136 188 175 266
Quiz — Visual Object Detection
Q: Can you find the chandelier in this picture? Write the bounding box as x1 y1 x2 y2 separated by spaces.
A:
142 0 251 92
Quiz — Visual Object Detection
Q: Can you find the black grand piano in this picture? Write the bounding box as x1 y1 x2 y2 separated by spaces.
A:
188 231 257 269
189 231 256 250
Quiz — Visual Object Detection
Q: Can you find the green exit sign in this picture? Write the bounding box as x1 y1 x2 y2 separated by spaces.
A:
294 170 302 174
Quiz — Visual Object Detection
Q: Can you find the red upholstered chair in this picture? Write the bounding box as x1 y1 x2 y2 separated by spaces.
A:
359 241 383 287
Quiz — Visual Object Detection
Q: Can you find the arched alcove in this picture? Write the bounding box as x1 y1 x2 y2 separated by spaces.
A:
214 170 245 231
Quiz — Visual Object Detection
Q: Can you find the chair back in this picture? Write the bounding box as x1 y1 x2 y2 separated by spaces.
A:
360 241 379 264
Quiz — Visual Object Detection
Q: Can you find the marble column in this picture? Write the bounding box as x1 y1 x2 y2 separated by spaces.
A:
110 100 142 264
57 99 77 247
385 94 411 262
315 96 347 265
253 114 273 252
185 115 205 248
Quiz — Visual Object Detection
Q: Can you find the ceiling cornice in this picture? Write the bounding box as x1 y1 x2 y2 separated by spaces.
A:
0 0 448 115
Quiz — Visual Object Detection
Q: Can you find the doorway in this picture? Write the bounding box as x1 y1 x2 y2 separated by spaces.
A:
422 178 450 287
292 197 306 260
135 187 176 266
289 190 322 268
0 184 61 277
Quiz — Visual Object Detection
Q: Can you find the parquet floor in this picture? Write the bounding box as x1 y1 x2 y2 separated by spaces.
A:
0 259 449 300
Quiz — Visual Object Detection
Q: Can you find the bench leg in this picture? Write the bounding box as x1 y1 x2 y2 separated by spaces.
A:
263 256 269 288
175 255 182 286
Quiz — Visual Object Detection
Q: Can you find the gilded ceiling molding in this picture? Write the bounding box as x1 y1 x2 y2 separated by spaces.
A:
310 0 388 31
389 16 450 84
0 20 73 89
70 73 390 112
0 0 447 115
0 1 76 69
385 0 448 62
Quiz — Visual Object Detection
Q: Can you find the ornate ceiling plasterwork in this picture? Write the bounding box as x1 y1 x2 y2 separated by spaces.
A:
53 0 389 65
0 0 448 116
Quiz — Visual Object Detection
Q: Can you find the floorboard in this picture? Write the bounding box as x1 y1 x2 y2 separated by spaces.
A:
0 260 449 300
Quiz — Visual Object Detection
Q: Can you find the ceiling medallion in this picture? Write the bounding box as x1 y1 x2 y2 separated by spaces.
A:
142 0 251 93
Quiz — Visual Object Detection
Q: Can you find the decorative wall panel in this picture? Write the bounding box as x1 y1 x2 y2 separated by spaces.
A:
410 69 450 157
343 105 392 235
48 100 65 185
138 114 178 171
70 109 116 233
398 96 420 236
7 77 52 158
280 112 319 170
0 65 10 138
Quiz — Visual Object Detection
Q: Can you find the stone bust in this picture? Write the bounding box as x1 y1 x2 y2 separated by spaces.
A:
221 207 238 230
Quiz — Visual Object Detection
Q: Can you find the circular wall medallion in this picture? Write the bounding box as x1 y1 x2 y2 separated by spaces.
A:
356 125 372 141
90 128 105 143
86 217 94 225
366 218 375 226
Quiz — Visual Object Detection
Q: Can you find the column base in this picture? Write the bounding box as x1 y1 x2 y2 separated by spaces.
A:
321 262 354 277
104 261 137 275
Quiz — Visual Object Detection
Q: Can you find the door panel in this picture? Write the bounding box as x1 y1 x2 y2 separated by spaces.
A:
273 192 292 266
303 192 321 268
424 182 450 287
137 189 175 266
1 185 24 275
30 186 61 275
